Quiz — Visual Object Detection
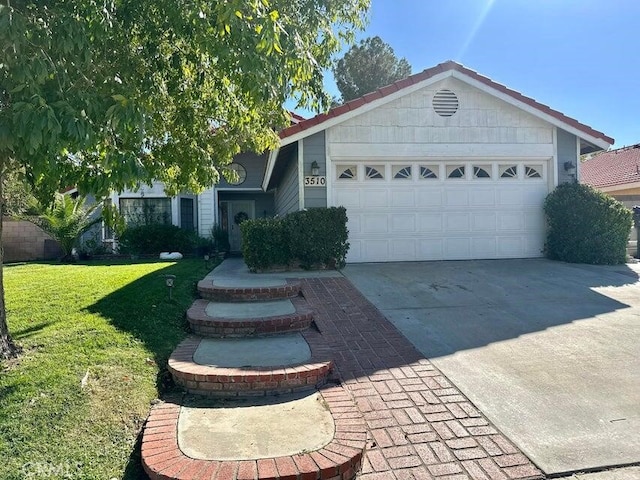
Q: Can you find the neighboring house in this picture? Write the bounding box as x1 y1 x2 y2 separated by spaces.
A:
580 143 640 249
109 60 614 262
580 143 640 208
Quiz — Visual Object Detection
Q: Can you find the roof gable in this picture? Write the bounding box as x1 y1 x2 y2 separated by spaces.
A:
332 75 553 136
280 60 613 148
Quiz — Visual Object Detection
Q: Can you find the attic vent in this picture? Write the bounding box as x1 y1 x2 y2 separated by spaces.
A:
433 89 459 117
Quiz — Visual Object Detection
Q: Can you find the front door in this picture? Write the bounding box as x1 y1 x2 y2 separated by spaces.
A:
226 200 255 252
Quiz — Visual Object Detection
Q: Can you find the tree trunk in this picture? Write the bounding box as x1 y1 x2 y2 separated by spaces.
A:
0 167 20 360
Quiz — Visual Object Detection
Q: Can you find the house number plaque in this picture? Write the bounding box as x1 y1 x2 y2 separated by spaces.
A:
304 176 326 187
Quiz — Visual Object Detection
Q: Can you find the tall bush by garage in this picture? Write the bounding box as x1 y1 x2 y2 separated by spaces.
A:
240 207 349 271
285 207 349 269
543 182 632 264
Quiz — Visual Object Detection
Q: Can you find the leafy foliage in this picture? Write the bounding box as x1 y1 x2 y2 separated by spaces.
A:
241 207 349 271
1 169 36 217
118 224 199 255
0 0 370 358
211 224 231 253
240 218 291 270
286 207 350 269
27 193 101 260
1 0 370 199
544 183 633 265
333 36 411 102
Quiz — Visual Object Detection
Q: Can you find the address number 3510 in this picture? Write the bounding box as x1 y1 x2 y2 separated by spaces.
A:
304 176 326 187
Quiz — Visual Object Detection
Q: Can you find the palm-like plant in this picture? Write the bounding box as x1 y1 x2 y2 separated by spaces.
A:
29 193 101 261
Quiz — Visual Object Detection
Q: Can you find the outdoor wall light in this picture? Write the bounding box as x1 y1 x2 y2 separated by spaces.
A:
310 161 320 176
564 161 576 173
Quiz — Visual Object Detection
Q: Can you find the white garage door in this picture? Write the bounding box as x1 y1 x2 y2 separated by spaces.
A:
333 161 550 263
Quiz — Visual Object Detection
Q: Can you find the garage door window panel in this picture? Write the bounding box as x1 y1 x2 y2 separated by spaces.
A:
420 166 439 179
499 165 518 179
473 166 492 179
337 165 357 180
393 165 412 180
365 166 384 180
446 165 466 179
525 165 543 179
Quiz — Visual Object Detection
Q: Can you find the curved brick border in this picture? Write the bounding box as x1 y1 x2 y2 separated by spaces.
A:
197 279 301 302
169 329 333 397
142 386 366 480
187 296 313 337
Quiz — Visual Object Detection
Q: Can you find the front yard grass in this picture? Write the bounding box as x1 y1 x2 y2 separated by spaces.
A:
0 259 211 479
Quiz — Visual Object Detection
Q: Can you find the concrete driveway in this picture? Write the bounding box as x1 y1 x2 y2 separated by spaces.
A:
342 259 640 476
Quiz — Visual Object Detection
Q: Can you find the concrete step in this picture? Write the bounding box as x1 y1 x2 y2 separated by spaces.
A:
169 331 332 397
197 276 301 302
141 387 366 480
187 297 313 337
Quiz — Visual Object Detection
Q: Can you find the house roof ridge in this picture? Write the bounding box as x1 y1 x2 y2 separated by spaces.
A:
592 142 640 157
279 60 614 145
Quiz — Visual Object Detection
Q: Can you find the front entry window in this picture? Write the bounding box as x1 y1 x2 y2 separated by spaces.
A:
119 198 171 225
180 198 195 231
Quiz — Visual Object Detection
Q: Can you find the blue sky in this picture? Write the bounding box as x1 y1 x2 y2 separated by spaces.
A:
292 0 639 149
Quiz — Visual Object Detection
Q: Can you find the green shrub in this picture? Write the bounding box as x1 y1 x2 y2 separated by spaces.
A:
240 217 290 270
285 207 349 269
118 224 199 255
544 182 633 264
211 223 230 253
195 235 216 256
240 207 350 271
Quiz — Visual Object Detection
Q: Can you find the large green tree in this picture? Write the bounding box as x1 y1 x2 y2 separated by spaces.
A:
333 35 411 102
0 0 369 359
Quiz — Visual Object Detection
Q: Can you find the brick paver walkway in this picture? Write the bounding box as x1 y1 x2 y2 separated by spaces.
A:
301 277 543 480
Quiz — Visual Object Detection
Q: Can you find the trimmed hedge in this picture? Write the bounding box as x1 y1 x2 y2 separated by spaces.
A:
240 218 290 271
240 207 349 271
543 182 633 265
118 223 199 255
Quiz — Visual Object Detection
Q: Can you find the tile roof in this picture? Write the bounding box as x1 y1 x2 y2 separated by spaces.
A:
288 111 306 123
281 60 614 145
581 144 640 189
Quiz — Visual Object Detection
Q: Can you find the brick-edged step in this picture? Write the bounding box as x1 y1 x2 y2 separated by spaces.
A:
169 330 332 397
187 296 313 337
142 386 366 480
197 278 301 302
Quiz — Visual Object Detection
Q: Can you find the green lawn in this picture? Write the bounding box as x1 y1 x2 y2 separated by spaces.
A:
0 259 212 479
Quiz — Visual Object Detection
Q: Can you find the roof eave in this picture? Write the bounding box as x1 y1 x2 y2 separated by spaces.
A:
278 70 453 148
448 70 614 150
276 60 614 159
262 148 280 191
